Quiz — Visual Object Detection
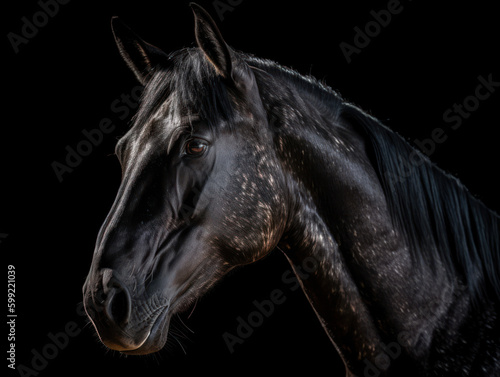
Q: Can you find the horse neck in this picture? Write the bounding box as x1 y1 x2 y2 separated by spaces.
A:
270 84 464 374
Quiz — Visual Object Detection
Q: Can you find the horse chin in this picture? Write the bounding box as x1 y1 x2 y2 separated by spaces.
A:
120 311 171 356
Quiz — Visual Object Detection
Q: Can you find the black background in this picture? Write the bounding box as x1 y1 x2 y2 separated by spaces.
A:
3 0 499 376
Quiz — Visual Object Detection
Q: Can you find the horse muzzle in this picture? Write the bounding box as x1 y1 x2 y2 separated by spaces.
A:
83 268 170 354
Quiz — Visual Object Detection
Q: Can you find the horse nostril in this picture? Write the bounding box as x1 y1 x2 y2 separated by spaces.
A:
105 280 132 327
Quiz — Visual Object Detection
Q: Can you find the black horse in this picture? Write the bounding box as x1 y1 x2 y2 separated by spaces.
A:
83 4 499 376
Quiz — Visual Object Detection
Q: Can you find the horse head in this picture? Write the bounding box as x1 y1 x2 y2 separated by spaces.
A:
82 4 287 354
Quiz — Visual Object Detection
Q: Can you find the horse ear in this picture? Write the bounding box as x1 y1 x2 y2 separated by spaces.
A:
111 17 169 85
190 3 233 79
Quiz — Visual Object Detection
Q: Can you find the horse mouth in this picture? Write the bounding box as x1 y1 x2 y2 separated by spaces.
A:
120 308 171 355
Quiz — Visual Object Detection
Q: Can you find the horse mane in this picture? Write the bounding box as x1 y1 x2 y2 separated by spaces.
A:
245 54 500 303
134 48 236 133
342 106 500 302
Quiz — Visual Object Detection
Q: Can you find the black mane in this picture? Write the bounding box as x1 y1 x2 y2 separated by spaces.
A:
245 54 500 302
346 107 500 301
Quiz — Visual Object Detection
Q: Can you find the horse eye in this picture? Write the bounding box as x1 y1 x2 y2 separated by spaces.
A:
184 139 208 156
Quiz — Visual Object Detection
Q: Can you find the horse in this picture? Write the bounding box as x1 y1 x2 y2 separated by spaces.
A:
82 4 500 376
